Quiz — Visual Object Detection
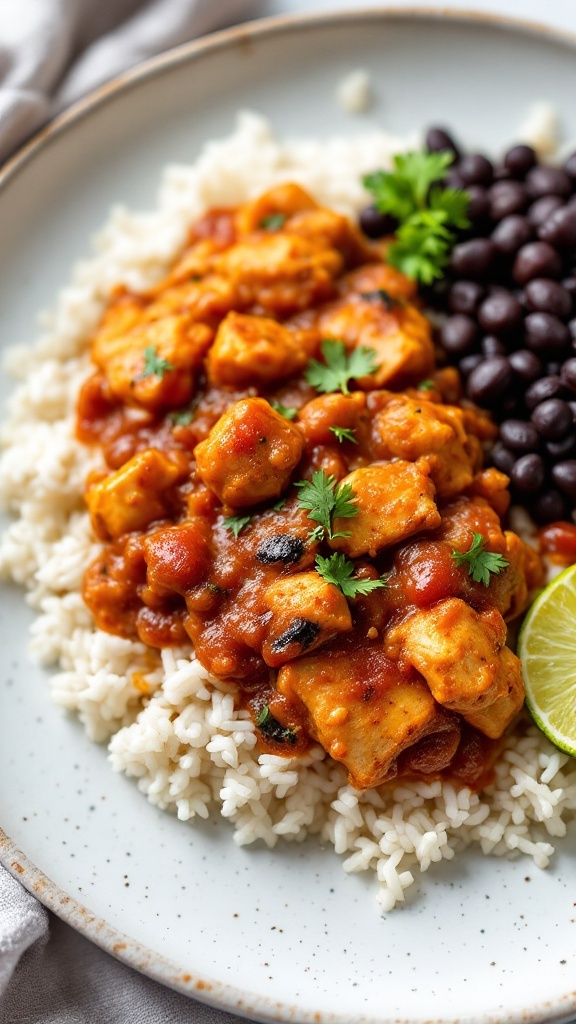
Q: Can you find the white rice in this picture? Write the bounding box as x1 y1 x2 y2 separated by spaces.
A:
2 111 576 911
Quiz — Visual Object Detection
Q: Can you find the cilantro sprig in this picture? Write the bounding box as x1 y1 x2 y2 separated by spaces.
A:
138 345 174 380
451 532 509 587
315 552 388 599
223 514 252 539
256 705 298 745
295 470 359 541
329 425 357 445
304 339 379 395
259 212 287 231
269 399 298 421
363 149 469 284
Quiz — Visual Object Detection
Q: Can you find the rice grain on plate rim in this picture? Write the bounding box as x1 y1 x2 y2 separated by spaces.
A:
1 111 574 912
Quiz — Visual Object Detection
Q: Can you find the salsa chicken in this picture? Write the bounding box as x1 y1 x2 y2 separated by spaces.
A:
78 183 543 792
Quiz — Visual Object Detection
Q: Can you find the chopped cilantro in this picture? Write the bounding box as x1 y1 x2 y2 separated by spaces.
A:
138 345 174 380
329 425 358 445
259 213 287 231
451 532 509 587
295 470 359 541
304 339 379 395
223 514 252 539
417 379 435 391
256 705 298 745
315 552 388 599
270 399 298 421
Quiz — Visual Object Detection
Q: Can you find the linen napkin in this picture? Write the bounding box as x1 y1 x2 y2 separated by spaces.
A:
0 0 261 165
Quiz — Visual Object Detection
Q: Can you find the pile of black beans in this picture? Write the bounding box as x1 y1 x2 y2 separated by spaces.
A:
359 126 576 524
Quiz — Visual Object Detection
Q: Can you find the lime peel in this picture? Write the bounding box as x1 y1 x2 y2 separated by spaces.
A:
518 563 576 758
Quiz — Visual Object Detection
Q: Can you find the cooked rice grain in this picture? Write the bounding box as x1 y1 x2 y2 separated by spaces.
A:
1 113 575 910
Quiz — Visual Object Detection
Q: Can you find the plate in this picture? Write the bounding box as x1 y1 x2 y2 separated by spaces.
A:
1 9 576 1023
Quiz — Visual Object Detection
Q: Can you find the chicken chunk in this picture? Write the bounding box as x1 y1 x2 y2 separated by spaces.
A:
235 183 318 235
143 520 211 595
277 641 460 788
297 391 366 446
329 460 440 558
385 598 524 736
86 449 188 540
194 397 304 507
143 275 238 329
214 233 342 317
316 293 434 389
92 309 213 412
369 393 477 498
286 208 373 267
262 572 352 668
207 312 308 388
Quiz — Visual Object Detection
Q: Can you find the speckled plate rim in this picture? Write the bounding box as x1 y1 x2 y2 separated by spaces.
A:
2 8 576 1024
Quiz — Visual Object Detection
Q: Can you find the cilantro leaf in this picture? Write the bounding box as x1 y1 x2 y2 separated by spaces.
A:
295 470 359 541
259 213 287 231
417 379 435 391
362 148 470 284
363 150 453 221
223 514 252 539
451 532 510 587
269 399 298 420
329 425 358 445
360 289 395 308
315 552 388 599
139 345 174 380
307 524 326 543
170 408 194 426
304 339 379 395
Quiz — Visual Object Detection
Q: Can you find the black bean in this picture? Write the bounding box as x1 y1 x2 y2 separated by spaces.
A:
564 152 576 181
466 356 514 406
448 280 485 316
531 489 568 524
451 238 496 279
491 442 517 474
489 181 528 220
513 241 563 284
481 335 507 356
359 205 398 239
531 398 573 440
508 349 543 384
504 144 537 177
546 362 563 377
524 312 570 357
525 375 572 409
570 401 576 423
499 419 540 453
526 165 572 199
445 168 467 190
510 453 545 494
256 535 305 565
562 276 576 300
568 317 576 341
440 315 479 356
477 292 523 336
527 195 565 228
561 357 576 391
491 215 533 256
270 618 320 654
538 205 576 249
524 278 573 320
426 127 460 159
459 154 493 187
551 461 576 501
546 433 576 459
466 185 491 225
459 354 483 377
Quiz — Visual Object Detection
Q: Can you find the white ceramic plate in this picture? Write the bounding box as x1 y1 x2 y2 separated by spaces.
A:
1 9 576 1023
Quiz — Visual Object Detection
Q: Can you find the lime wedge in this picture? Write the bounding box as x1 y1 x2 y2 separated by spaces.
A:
518 564 576 757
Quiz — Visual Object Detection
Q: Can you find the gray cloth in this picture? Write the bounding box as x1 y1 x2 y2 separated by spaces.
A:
0 0 261 164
